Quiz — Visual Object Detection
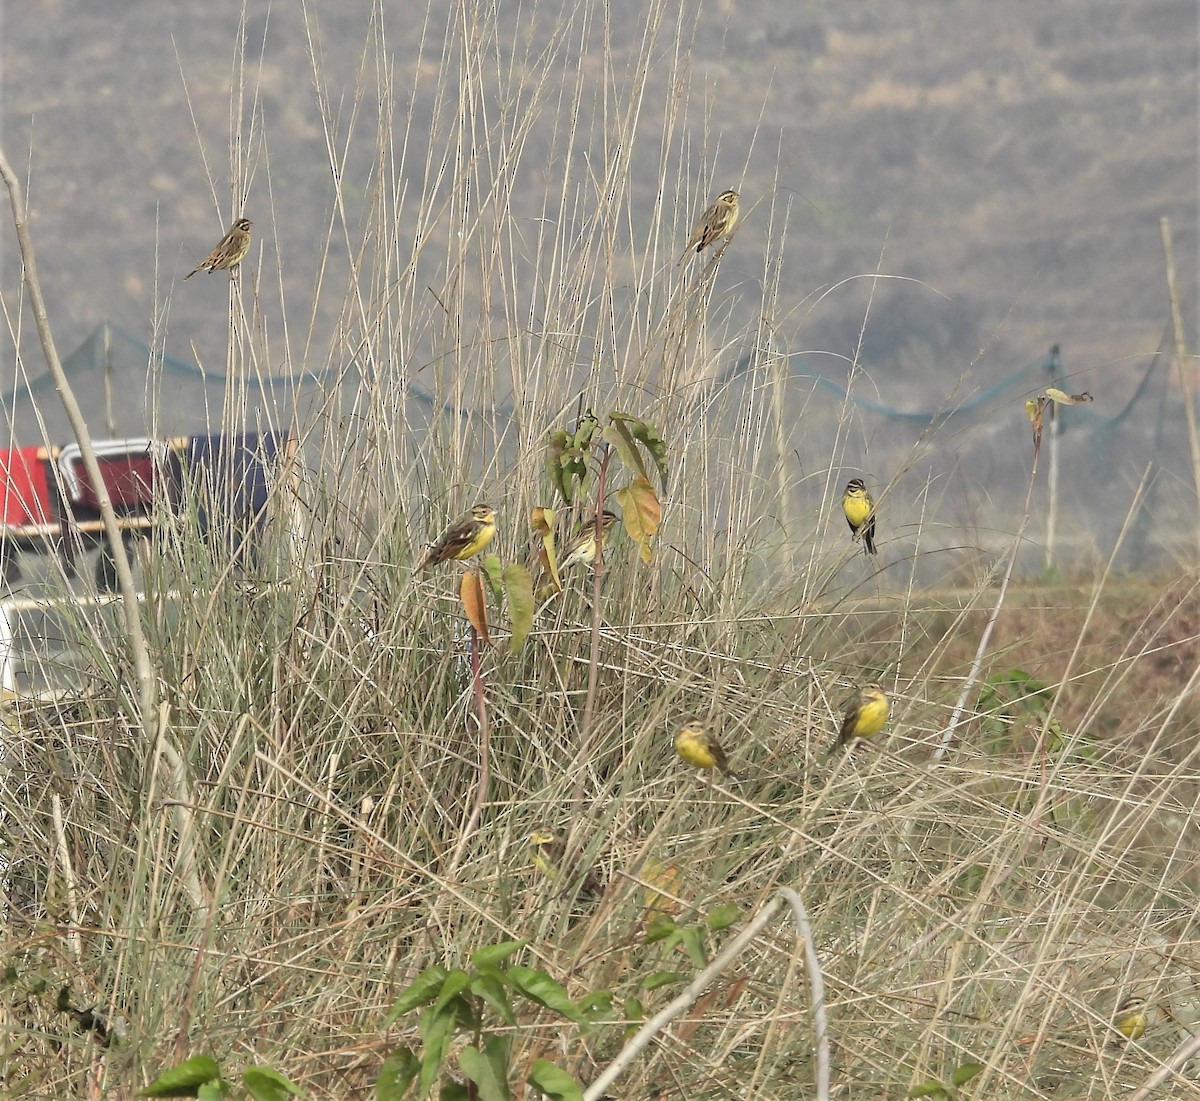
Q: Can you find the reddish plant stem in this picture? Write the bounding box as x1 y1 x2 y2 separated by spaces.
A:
577 448 613 779
448 621 489 874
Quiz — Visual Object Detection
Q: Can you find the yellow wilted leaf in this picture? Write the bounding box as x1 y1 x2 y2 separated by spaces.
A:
1027 389 1092 444
460 570 490 644
642 858 683 916
1025 397 1044 433
1044 388 1093 406
613 476 662 564
531 506 561 592
531 506 556 536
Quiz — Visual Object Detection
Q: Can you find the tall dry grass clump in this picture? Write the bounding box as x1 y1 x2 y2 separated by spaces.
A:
2 2 1198 1099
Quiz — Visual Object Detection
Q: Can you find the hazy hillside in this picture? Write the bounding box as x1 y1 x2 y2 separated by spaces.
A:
1 0 1196 562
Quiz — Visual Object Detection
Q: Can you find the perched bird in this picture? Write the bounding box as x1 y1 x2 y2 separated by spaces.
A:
830 684 890 753
417 504 497 571
560 510 619 571
1113 999 1148 1042
681 189 739 259
841 478 877 555
56 986 115 1047
529 827 603 900
674 718 742 779
186 217 253 279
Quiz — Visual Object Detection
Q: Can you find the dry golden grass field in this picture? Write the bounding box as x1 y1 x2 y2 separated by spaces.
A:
2 4 1198 1099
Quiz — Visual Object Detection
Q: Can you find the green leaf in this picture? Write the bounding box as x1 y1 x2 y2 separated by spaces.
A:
197 1084 227 1101
470 972 516 1027
678 926 707 968
242 1066 304 1101
552 412 599 505
376 1049 420 1101
458 1035 512 1101
604 420 649 482
384 967 450 1025
140 1056 224 1097
706 903 740 931
572 410 600 451
951 1062 984 1087
501 565 535 653
906 1083 948 1100
575 989 614 1019
431 971 475 1022
1072 737 1099 763
417 1002 462 1100
641 971 684 992
620 997 645 1043
546 431 570 501
643 914 677 944
559 447 589 497
609 412 667 484
505 966 585 1022
660 930 685 956
526 1060 585 1101
981 669 1051 716
438 1085 470 1101
1046 714 1094 757
481 554 504 604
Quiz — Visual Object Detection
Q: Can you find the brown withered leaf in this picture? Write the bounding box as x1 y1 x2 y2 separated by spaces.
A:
460 569 490 644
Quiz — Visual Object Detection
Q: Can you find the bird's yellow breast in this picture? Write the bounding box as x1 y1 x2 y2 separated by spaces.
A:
531 849 559 882
851 693 890 738
1115 1006 1148 1041
457 521 496 560
843 492 872 528
674 729 719 770
562 533 597 568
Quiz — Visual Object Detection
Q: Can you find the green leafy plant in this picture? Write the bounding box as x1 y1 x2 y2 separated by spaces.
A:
542 409 667 569
632 902 742 1004
976 668 1098 829
546 410 601 505
139 1055 303 1101
906 1060 983 1100
475 555 535 653
378 940 608 1101
976 668 1054 753
976 668 1094 760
